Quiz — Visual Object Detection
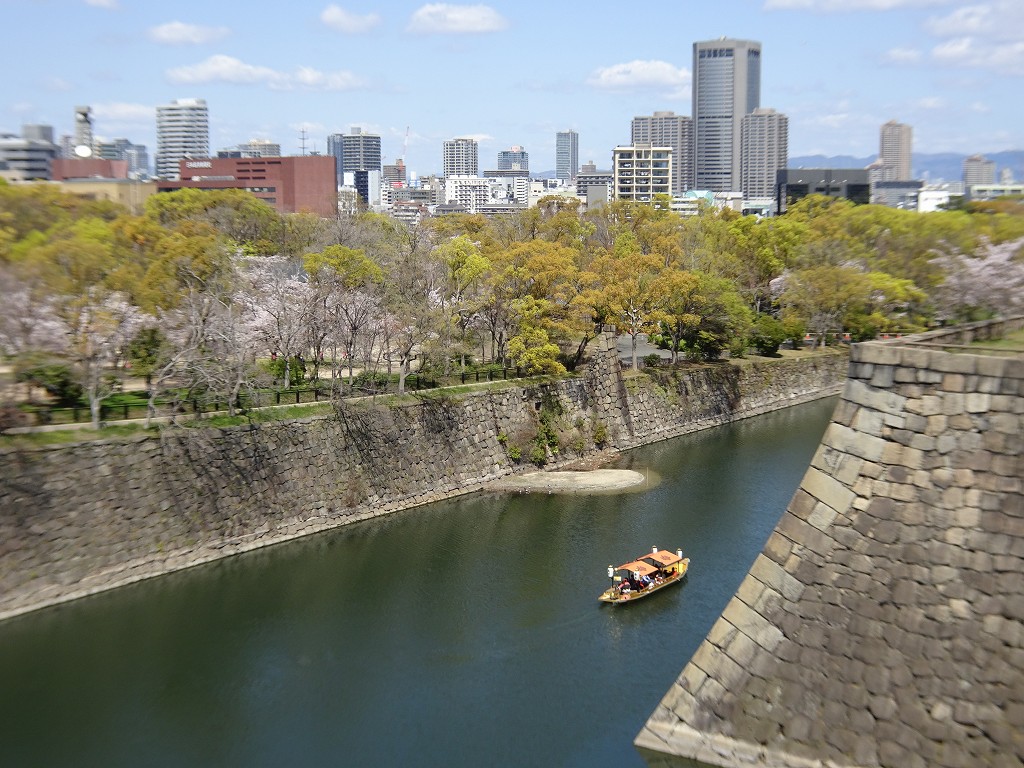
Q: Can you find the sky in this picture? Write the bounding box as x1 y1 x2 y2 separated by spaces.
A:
3 0 1023 179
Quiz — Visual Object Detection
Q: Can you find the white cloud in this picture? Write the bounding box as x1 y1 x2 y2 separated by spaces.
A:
321 5 381 34
166 55 366 90
587 60 691 98
883 47 922 63
455 133 494 144
922 2 1024 74
149 21 231 45
84 0 119 8
93 102 156 123
44 76 74 92
765 0 948 9
925 1 1024 40
407 4 508 34
931 36 1024 75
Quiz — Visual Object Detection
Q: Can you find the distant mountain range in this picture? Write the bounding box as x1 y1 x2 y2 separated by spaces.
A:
787 151 1024 184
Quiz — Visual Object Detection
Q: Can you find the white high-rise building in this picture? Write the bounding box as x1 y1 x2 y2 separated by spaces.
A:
879 120 912 182
740 107 788 200
555 130 579 182
444 175 490 213
443 138 479 178
692 38 761 192
631 112 692 194
155 98 209 180
612 144 672 203
963 154 996 188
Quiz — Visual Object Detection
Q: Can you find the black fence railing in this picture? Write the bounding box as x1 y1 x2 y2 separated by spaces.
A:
15 366 530 427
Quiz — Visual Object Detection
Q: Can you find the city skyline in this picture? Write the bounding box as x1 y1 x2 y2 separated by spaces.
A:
4 1 1022 180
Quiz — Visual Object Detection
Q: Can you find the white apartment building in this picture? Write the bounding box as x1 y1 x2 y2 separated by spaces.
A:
443 138 479 178
155 98 209 180
612 144 672 202
444 175 490 213
631 112 692 194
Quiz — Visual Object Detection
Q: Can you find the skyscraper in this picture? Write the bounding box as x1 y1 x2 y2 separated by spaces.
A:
497 145 529 171
555 130 578 182
692 38 761 192
631 112 692 194
879 120 912 181
155 98 209 180
963 154 995 188
342 128 382 177
443 137 479 178
740 107 788 200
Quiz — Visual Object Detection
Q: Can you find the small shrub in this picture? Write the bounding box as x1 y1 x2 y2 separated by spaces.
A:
15 360 83 406
508 444 522 461
351 370 390 392
571 436 586 455
497 431 508 444
749 314 787 356
592 420 608 448
265 356 307 387
642 353 662 368
529 441 548 465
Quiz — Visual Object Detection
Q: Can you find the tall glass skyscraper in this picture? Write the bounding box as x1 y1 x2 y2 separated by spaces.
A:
555 130 578 182
155 98 209 180
692 38 761 192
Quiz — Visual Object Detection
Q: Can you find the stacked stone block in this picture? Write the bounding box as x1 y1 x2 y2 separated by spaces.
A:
0 338 844 620
637 319 1024 768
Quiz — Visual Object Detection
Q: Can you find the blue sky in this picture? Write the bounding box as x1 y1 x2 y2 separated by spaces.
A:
4 0 1022 178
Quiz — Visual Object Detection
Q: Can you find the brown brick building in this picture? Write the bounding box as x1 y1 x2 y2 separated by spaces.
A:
156 155 337 217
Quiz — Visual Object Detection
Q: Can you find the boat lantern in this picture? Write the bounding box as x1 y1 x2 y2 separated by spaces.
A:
677 549 683 560
652 546 658 553
608 565 614 579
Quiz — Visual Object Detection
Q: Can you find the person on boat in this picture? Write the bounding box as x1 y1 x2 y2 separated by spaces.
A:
619 580 631 595
640 573 653 589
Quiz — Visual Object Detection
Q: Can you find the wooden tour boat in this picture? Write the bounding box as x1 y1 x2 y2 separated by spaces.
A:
598 547 689 605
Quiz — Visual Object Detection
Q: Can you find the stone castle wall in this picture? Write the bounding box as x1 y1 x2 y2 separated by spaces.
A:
0 338 846 620
637 317 1024 767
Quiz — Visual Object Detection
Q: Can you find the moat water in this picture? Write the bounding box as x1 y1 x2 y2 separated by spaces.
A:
0 398 837 767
